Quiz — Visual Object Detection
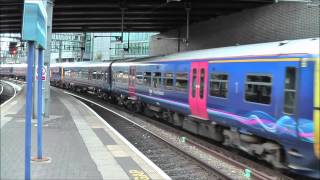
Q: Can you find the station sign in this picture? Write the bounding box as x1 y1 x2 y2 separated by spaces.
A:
22 0 47 49
36 66 47 81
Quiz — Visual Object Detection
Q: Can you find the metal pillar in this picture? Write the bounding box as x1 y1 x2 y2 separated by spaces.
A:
58 40 62 62
80 33 86 62
177 29 181 52
91 34 95 61
185 7 191 46
44 0 53 117
120 8 125 43
33 47 38 118
37 48 43 159
25 41 35 180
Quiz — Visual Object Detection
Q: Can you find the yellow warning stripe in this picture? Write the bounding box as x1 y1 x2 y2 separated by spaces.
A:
209 58 300 63
314 58 320 159
61 66 64 81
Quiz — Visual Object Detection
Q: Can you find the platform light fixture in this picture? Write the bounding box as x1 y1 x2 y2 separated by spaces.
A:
167 0 182 2
274 0 312 2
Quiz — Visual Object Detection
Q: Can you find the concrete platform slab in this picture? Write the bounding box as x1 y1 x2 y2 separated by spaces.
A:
0 86 170 180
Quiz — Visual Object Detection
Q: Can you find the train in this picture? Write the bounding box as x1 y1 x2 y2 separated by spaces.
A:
1 38 319 178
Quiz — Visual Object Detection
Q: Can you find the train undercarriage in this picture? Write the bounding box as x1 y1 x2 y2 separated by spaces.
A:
100 90 287 171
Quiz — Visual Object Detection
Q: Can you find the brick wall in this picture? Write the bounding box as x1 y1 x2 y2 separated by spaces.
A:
150 2 320 55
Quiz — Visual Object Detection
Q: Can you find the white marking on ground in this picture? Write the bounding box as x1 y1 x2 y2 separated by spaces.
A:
0 84 3 95
106 145 130 157
65 91 171 180
60 97 130 180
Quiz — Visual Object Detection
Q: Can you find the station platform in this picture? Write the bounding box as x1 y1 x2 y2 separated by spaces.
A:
1 85 170 180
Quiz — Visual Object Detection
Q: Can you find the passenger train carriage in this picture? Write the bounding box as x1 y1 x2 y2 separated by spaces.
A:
2 38 319 178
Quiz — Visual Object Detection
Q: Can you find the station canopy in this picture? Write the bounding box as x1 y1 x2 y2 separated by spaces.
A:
0 0 273 33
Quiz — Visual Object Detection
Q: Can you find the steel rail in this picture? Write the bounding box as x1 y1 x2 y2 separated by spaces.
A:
64 90 289 180
64 91 231 179
64 88 294 180
0 83 3 95
186 139 277 180
0 80 17 107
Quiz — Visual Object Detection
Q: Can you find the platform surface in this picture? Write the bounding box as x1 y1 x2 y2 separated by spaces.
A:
1 85 170 180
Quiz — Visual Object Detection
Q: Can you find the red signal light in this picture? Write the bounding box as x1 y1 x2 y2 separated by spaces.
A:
12 48 17 55
9 42 18 55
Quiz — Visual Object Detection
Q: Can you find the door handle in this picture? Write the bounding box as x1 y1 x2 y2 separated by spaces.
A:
235 82 239 94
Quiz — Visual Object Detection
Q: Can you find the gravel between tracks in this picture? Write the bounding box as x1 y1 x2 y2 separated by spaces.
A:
76 93 260 180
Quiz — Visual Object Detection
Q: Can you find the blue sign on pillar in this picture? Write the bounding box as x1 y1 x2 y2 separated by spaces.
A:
22 0 47 180
22 0 47 49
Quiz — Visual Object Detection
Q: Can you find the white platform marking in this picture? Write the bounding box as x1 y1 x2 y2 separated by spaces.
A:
65 91 171 180
60 97 130 180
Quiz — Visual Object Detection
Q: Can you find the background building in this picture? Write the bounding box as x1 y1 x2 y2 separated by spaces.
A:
0 33 26 64
0 32 157 64
51 33 92 62
110 32 157 60
90 33 111 61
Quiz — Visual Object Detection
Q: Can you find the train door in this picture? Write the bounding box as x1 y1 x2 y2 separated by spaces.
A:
189 62 209 120
128 66 136 99
61 66 64 82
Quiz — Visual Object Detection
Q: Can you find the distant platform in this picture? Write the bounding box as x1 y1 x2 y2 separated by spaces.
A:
0 85 170 180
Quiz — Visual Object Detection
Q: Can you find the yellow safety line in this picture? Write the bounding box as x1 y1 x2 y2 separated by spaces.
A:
314 58 320 159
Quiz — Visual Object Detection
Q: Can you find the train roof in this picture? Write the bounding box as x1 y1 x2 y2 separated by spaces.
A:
52 57 138 67
130 38 320 63
0 63 27 67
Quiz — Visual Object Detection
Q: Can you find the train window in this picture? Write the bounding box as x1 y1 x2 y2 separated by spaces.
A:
136 72 143 85
200 69 205 98
122 72 128 84
210 73 228 98
65 70 71 78
245 74 272 104
104 72 108 82
176 73 188 91
144 72 152 87
82 71 88 79
152 72 161 89
116 71 123 82
97 72 103 80
113 72 117 83
284 68 296 114
92 71 97 79
192 69 197 97
164 73 174 90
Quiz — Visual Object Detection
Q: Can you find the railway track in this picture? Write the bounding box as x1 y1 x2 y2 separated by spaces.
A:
75 94 228 179
0 80 16 105
65 90 293 180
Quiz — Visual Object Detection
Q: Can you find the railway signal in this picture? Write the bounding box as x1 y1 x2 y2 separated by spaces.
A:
9 42 17 55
